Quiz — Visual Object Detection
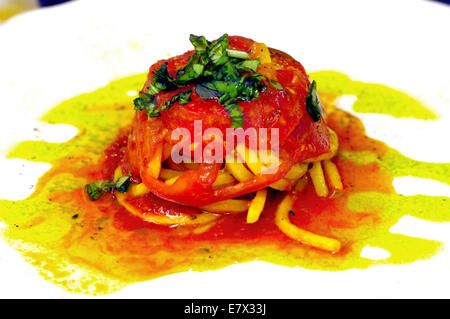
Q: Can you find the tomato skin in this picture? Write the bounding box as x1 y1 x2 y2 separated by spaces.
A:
276 69 295 84
124 35 332 207
228 35 254 52
139 37 313 146
126 191 203 218
281 114 331 162
160 88 232 139
139 157 294 207
141 50 193 93
139 36 330 155
127 109 295 207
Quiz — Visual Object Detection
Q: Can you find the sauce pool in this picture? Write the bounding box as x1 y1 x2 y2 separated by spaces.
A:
0 71 448 295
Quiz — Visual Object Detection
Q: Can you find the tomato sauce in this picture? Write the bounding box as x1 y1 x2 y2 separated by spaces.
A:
39 97 391 286
0 69 447 295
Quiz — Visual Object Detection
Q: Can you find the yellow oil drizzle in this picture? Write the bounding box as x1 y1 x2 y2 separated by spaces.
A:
311 70 438 119
0 71 448 295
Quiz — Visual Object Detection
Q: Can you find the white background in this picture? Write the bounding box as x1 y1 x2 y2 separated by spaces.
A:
0 0 449 298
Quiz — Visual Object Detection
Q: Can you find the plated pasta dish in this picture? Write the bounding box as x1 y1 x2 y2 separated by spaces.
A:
86 34 343 252
3 32 446 294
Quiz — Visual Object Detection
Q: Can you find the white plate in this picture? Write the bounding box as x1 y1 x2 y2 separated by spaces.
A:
0 0 449 298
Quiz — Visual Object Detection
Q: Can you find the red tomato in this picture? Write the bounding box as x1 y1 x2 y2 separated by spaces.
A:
125 35 331 207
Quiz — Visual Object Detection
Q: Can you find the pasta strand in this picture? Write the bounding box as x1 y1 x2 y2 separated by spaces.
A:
246 189 268 224
225 160 254 182
114 167 218 226
201 199 250 213
309 161 329 197
323 159 343 191
275 194 341 252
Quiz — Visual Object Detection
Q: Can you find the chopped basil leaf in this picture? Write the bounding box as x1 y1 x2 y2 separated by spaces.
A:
306 80 322 122
223 100 244 128
226 49 250 60
85 180 114 200
216 60 240 81
193 64 204 75
85 174 131 200
175 90 192 105
268 78 283 90
249 73 283 90
147 62 178 95
189 34 209 53
135 90 192 118
175 35 212 84
197 78 262 104
175 54 207 83
235 59 261 73
133 92 157 115
163 90 192 107
208 34 229 66
114 175 131 193
206 81 239 99
238 75 264 101
149 90 193 118
195 83 223 99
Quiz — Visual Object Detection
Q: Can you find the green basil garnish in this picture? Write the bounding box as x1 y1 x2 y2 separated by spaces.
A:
134 34 284 128
85 174 131 200
306 80 322 122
